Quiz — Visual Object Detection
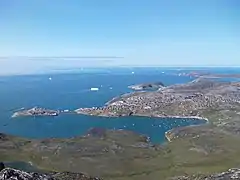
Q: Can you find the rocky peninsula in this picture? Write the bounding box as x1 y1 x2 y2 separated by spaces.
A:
4 77 240 179
12 107 60 118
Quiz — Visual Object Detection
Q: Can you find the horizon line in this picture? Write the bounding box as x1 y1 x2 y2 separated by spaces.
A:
0 56 124 59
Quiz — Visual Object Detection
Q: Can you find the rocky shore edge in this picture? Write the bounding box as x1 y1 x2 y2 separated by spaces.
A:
162 116 209 142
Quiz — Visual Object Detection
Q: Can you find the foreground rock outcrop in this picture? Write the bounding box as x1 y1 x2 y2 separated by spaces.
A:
170 168 240 180
0 168 54 180
0 167 101 180
2 166 240 180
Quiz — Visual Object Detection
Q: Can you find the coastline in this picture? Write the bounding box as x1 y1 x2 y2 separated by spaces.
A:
12 105 209 144
135 114 209 142
11 77 239 145
75 108 209 122
74 111 209 142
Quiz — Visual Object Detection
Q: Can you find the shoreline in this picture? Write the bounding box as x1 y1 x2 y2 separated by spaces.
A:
137 114 209 142
74 111 209 142
133 114 209 142
11 106 209 144
75 108 209 122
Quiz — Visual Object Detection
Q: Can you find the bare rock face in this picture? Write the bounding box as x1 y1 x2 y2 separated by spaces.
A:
0 166 102 180
170 168 240 180
207 168 240 180
0 168 55 180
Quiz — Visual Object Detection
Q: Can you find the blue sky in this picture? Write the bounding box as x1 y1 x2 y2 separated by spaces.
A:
0 0 239 74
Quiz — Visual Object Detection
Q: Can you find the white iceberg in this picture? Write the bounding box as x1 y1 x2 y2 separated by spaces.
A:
90 87 99 91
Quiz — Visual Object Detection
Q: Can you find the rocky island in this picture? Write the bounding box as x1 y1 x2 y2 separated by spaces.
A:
128 82 164 91
12 107 60 118
4 77 240 179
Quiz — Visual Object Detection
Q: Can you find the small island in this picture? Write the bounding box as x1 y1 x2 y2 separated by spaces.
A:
12 107 60 118
128 82 164 91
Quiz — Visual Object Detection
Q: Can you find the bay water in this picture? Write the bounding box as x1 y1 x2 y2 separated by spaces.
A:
0 68 206 143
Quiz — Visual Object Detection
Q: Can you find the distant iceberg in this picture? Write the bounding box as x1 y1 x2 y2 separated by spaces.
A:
90 87 99 91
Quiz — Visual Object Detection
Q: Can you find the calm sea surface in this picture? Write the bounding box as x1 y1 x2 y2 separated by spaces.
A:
1 67 234 143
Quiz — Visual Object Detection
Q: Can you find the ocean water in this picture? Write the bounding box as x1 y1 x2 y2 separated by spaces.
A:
0 68 209 143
